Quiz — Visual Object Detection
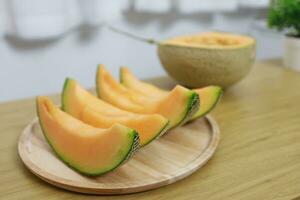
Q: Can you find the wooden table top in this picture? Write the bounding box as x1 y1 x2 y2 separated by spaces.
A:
1 59 300 200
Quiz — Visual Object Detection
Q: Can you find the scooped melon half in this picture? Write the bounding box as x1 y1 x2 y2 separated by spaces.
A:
120 67 222 121
158 32 256 88
62 78 169 146
36 96 139 176
96 65 199 129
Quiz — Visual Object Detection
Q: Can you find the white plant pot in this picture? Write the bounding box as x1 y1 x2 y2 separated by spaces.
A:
284 35 300 71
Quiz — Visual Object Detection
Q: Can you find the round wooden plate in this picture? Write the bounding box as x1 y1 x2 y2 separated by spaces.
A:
18 115 220 195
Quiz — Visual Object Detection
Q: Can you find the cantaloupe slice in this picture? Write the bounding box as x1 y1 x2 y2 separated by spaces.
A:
61 78 169 146
120 67 222 121
120 67 167 98
36 96 139 176
96 65 199 129
188 86 222 120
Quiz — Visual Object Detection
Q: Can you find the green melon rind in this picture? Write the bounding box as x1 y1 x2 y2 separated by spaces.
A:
173 91 200 128
96 66 102 98
120 130 140 163
36 98 139 176
189 87 223 121
61 77 72 112
119 69 125 84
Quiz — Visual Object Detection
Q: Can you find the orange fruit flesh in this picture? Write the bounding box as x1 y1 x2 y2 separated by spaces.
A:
37 96 135 175
96 65 198 128
120 67 222 121
62 79 169 146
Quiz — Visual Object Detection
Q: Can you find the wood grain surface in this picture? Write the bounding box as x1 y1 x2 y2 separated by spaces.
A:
1 59 300 199
18 116 219 194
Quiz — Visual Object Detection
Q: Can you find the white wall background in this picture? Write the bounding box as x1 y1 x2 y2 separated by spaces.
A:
0 0 283 102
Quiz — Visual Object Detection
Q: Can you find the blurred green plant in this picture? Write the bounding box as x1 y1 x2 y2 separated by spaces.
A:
268 0 300 37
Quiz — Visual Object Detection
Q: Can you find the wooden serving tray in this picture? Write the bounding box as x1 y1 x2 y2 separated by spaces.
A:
18 115 220 195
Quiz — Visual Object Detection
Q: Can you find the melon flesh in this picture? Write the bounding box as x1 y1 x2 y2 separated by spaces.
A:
120 67 222 121
120 67 167 98
62 78 169 146
96 65 199 128
36 96 139 176
161 32 255 48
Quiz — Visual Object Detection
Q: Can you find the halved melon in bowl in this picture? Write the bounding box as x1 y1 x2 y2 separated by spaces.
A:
36 96 139 176
96 65 199 129
62 78 169 146
157 32 255 88
120 67 222 121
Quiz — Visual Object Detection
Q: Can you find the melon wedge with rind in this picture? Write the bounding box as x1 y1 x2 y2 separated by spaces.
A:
120 67 222 121
96 65 199 129
61 78 169 146
36 96 139 176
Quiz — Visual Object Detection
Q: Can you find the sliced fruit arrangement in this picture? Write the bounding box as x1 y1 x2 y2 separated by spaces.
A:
96 65 199 128
120 67 222 121
35 63 222 177
62 78 169 146
36 96 139 176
